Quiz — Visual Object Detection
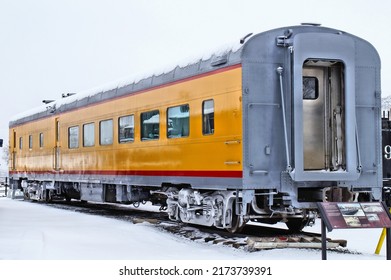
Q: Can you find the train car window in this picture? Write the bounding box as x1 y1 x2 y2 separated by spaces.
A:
19 137 23 150
13 131 16 148
83 123 95 147
29 135 33 149
303 76 319 100
141 110 159 141
68 126 79 149
100 119 113 145
167 104 189 138
119 115 134 143
39 133 44 148
56 120 60 142
202 99 214 135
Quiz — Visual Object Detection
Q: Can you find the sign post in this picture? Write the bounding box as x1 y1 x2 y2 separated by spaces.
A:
321 219 327 260
317 202 391 260
388 227 391 260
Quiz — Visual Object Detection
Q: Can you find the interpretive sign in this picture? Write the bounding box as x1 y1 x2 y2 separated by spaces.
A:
318 202 391 231
317 202 391 260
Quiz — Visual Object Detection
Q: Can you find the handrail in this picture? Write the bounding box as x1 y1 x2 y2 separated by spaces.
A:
276 66 292 172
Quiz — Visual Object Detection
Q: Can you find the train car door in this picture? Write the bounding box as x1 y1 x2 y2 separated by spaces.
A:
54 118 61 170
11 129 16 170
302 61 345 171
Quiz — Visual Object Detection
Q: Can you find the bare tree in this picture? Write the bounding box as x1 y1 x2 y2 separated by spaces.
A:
1 145 9 172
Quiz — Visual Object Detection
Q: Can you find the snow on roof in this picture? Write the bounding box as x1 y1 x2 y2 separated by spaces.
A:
10 40 243 127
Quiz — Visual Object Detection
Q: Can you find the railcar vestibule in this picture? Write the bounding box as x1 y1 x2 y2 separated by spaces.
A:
302 60 345 171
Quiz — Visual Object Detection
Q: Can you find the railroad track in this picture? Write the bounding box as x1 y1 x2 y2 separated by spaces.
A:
33 200 353 253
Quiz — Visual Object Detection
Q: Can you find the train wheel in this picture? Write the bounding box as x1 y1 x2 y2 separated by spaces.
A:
285 218 307 233
23 190 30 200
226 202 246 233
45 190 52 202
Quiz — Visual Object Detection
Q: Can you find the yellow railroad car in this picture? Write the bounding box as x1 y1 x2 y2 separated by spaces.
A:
9 25 382 232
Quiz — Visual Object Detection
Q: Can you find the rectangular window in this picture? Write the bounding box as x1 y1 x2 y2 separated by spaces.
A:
68 126 79 149
202 99 214 135
303 76 319 100
119 115 134 143
13 131 16 148
39 133 44 148
12 151 16 170
29 135 33 149
167 104 189 138
100 119 113 145
83 123 95 147
19 137 23 150
55 119 60 142
141 110 159 141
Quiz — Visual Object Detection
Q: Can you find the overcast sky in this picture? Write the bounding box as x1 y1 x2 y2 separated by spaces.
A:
0 0 390 170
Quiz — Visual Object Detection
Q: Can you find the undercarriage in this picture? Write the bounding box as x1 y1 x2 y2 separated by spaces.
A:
16 177 369 233
158 188 316 233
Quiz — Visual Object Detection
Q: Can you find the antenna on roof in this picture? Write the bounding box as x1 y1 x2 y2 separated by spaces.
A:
62 93 76 98
301 22 321 26
42 100 55 104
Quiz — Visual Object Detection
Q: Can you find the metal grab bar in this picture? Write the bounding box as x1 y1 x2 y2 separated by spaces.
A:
355 121 362 172
224 140 241 145
276 66 292 172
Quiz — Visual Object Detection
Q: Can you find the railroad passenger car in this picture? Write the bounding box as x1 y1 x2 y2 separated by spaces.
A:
9 24 382 232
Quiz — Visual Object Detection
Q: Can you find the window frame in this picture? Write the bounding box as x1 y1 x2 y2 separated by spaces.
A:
29 135 33 149
83 122 95 147
68 126 80 149
202 99 215 136
55 120 60 142
167 104 190 139
13 131 16 148
118 115 135 144
99 119 113 146
303 76 319 100
141 110 160 141
39 132 44 148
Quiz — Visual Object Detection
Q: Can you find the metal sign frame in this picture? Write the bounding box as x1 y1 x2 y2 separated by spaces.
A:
317 202 391 260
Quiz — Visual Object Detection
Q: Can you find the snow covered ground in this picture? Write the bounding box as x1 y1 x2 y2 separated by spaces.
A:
0 197 389 279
